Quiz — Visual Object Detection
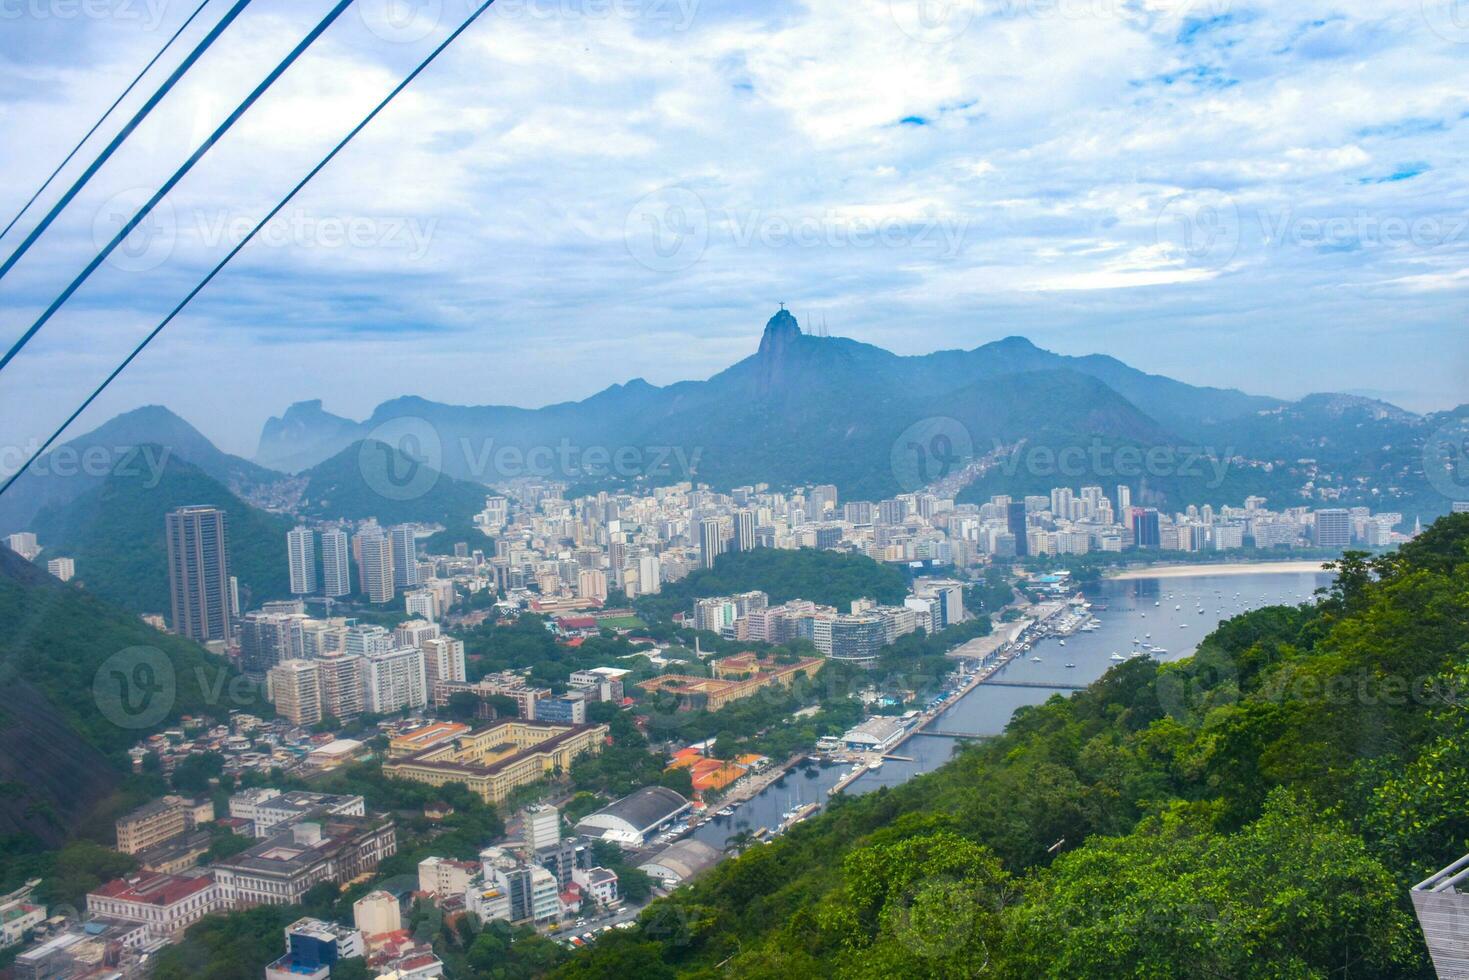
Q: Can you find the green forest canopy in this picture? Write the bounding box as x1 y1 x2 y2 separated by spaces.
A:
554 516 1469 978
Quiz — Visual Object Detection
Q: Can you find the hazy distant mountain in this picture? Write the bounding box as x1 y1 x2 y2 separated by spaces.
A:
0 405 281 535
256 398 366 473
30 451 293 616
250 310 1289 498
296 439 496 527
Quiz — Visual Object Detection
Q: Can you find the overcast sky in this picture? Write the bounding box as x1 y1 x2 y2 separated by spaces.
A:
0 0 1465 458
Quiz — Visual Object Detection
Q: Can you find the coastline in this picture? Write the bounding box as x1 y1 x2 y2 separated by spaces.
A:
1106 560 1333 581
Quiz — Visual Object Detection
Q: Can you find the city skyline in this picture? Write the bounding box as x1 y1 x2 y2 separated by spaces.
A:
0 2 1465 457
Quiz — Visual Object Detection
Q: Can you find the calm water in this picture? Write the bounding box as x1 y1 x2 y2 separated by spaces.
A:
692 568 1332 846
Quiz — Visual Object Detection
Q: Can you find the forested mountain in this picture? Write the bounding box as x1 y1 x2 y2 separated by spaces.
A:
29 450 295 616
296 439 492 527
0 405 282 535
0 547 263 847
553 516 1469 978
249 309 1448 515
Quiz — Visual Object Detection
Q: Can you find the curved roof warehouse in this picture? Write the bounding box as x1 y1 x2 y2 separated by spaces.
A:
573 787 691 848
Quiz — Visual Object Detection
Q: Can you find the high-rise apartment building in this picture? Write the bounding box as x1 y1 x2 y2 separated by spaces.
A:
287 527 317 595
1006 501 1029 558
165 506 232 643
698 517 723 570
1132 508 1162 549
269 660 324 726
362 647 428 714
577 568 608 602
357 529 395 605
239 612 305 675
1314 508 1352 549
390 525 420 591
733 510 756 552
320 529 352 597
423 637 467 686
318 654 364 721
637 555 661 595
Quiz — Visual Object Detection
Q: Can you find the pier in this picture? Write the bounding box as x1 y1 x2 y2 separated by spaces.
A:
979 680 1085 690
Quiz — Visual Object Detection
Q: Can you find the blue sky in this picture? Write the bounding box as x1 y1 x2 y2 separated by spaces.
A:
0 0 1465 457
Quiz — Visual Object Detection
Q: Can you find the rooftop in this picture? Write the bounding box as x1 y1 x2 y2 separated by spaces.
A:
90 870 214 906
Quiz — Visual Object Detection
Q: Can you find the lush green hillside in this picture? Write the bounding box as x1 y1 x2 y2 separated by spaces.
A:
636 548 909 624
556 519 1469 978
29 449 293 616
296 439 489 527
0 547 266 849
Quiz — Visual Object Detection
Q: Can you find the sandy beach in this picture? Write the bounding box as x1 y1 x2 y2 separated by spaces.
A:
1107 561 1333 581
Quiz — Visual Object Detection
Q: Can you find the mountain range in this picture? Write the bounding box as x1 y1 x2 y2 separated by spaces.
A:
0 311 1458 558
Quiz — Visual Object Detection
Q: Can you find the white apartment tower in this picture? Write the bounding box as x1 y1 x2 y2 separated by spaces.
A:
390 525 420 591
287 527 317 595
320 528 352 597
357 530 395 605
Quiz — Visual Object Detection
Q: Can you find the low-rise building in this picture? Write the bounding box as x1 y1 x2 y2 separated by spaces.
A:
211 815 397 908
638 839 722 887
228 789 366 837
86 870 223 941
114 797 189 854
418 857 478 899
264 917 365 980
353 890 401 937
383 721 607 805
388 721 471 759
841 716 907 753
573 867 619 907
574 787 691 848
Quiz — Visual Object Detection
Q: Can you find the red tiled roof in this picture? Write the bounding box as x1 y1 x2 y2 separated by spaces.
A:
91 871 213 906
